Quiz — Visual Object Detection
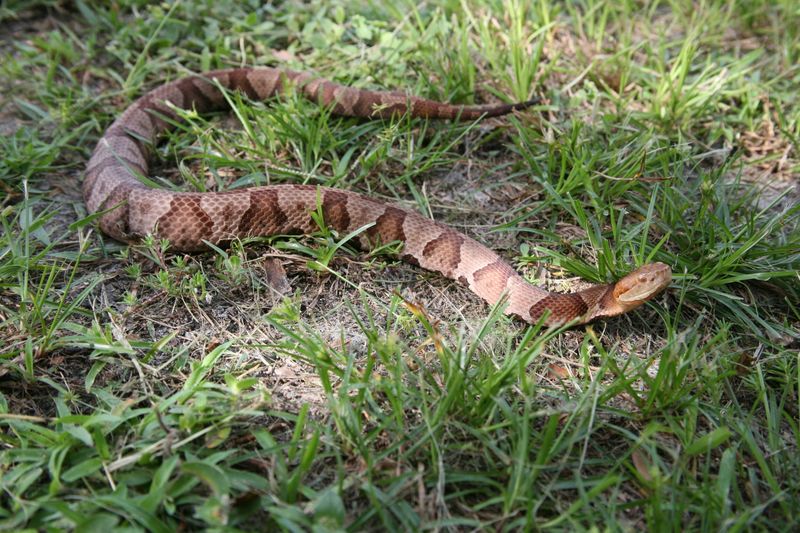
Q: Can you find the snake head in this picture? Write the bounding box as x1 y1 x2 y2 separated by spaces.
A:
612 262 672 308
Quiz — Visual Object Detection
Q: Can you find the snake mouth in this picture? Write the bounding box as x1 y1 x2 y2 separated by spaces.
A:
613 262 672 305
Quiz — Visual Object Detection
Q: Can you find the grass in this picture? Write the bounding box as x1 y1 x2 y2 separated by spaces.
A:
1 0 799 530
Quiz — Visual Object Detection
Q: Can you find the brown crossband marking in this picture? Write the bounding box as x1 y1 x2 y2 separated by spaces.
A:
368 207 407 245
576 286 616 319
402 253 420 267
143 104 178 133
422 230 464 275
228 69 259 99
238 189 288 235
156 195 214 249
178 77 214 112
106 115 155 147
103 129 151 159
317 81 337 107
471 260 515 290
98 183 133 239
86 155 147 178
529 293 588 323
321 190 351 232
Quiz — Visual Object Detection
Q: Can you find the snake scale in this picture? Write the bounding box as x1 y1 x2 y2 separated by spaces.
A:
84 67 671 326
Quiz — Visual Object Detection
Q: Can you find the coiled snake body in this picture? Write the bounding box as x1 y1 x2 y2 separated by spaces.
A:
85 67 671 326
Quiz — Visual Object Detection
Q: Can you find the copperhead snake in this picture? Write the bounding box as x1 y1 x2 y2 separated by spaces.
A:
84 67 671 326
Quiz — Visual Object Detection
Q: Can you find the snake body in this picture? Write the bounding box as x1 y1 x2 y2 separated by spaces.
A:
85 67 671 326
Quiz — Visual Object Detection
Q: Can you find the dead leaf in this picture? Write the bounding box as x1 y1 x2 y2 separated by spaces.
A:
632 449 653 483
262 258 291 295
548 363 570 379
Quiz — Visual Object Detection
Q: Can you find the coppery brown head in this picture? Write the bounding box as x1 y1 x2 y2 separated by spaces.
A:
611 262 672 311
